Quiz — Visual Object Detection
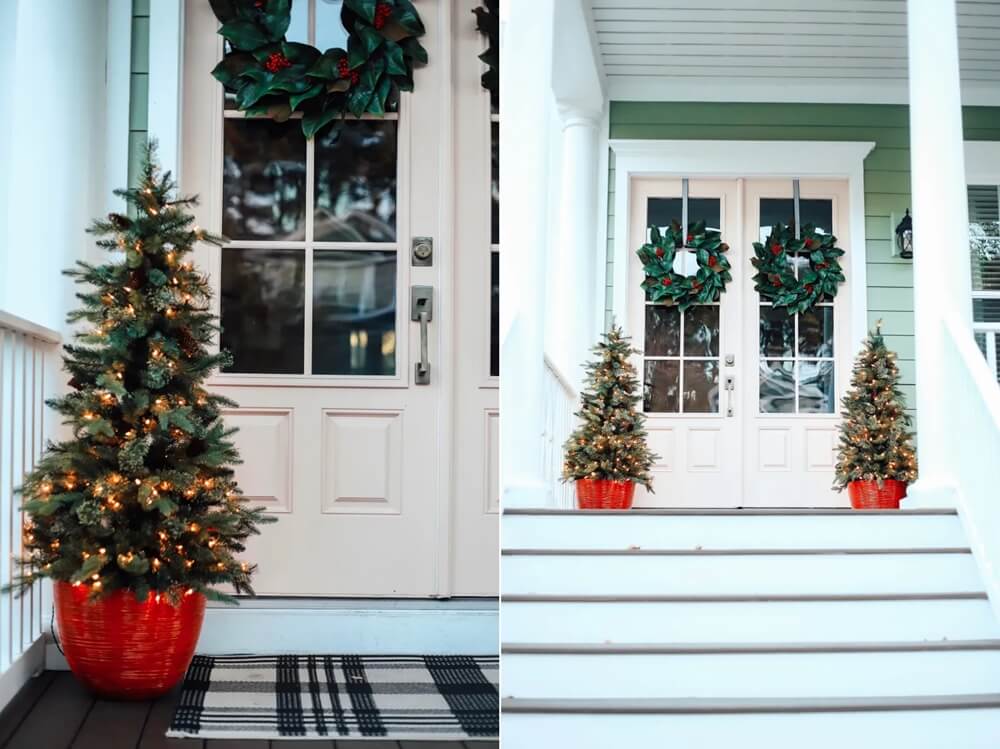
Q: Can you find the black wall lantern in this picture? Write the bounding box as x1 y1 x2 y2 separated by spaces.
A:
895 209 913 259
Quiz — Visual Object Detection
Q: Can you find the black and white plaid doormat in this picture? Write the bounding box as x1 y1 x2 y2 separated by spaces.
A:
167 654 499 740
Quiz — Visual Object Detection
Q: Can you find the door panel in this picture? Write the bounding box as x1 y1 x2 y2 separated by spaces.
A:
628 178 852 508
181 0 497 596
628 179 743 507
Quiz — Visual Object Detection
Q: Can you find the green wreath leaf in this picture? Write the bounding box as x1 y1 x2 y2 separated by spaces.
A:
752 222 845 314
211 0 428 138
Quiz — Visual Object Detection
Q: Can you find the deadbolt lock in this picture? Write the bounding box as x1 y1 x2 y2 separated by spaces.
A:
412 236 433 266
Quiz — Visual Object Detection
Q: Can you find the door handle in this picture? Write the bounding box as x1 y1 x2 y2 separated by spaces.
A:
725 375 735 417
411 285 433 385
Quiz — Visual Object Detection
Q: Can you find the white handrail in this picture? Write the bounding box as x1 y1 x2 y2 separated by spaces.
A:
542 356 576 509
0 312 60 708
941 312 1000 623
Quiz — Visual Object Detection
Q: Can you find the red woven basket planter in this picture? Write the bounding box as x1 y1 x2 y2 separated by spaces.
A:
847 479 908 510
576 479 636 510
54 581 206 700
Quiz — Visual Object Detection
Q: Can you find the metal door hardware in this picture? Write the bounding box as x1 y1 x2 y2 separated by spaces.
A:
725 353 735 366
412 237 433 266
725 375 735 417
410 286 433 385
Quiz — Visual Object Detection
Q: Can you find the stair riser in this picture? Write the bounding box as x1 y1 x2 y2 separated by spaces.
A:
502 710 1000 749
501 600 1000 643
503 514 965 551
502 553 980 596
502 650 1000 699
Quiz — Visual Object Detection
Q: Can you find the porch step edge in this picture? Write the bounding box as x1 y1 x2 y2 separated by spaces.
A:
504 508 957 516
501 639 1000 655
502 547 972 556
501 694 1000 715
503 592 988 603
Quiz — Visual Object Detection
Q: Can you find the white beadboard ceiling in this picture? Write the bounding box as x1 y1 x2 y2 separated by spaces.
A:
588 0 1000 105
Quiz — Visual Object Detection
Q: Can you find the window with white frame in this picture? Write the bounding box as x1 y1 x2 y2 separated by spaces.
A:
969 185 1000 381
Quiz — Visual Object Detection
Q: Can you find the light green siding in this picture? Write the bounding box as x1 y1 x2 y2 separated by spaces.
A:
607 101 1000 415
127 0 150 191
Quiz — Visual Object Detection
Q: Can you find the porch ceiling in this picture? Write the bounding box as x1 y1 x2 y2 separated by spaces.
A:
588 0 1000 106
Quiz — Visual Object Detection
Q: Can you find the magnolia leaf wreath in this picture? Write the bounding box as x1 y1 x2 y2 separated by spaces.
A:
209 0 428 138
751 222 845 314
472 0 498 110
637 220 732 312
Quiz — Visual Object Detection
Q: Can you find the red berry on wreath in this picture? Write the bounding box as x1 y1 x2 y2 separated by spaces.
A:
804 238 814 249
708 255 718 268
771 244 782 256
662 277 672 287
686 234 694 243
265 52 292 73
374 3 392 30
655 246 665 258
805 284 814 293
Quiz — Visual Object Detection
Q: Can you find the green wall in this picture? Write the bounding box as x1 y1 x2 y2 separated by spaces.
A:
128 0 150 191
607 101 1000 414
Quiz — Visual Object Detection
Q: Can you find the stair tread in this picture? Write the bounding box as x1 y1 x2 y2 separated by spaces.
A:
504 507 958 516
501 693 1000 714
502 547 971 556
504 592 988 602
501 639 1000 654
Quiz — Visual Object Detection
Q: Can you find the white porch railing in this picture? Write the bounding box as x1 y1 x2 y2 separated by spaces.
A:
941 313 1000 624
0 310 60 708
542 356 575 508
973 322 1000 382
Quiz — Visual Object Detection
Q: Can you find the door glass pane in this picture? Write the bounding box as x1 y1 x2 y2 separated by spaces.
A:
223 120 307 241
758 198 833 241
975 331 988 358
491 121 500 245
760 360 795 414
969 185 1000 292
799 360 835 413
645 306 680 357
312 250 397 376
647 198 721 233
684 306 720 357
314 121 398 242
683 361 719 413
315 0 349 50
973 298 1000 323
220 249 306 373
760 306 794 358
798 307 834 357
490 251 499 377
644 360 680 413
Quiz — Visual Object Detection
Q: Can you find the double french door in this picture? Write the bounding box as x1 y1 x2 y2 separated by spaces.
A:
628 178 852 507
180 0 498 596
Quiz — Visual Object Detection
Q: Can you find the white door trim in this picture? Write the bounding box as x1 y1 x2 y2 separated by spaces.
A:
608 139 875 351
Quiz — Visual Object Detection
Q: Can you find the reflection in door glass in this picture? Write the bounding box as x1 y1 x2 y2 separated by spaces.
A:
799 360 835 413
798 307 834 357
223 119 306 241
759 360 795 414
644 360 680 413
684 306 720 357
760 306 794 358
683 360 719 413
645 306 680 357
221 249 306 373
314 121 398 242
312 250 397 376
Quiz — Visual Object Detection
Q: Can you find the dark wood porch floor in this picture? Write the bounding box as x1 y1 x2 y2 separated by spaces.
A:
0 672 495 748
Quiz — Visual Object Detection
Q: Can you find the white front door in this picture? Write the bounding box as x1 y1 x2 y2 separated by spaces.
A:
628 177 852 508
181 0 498 596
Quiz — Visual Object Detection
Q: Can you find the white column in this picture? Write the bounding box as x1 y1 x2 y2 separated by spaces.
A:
904 0 972 508
551 107 601 392
500 0 554 508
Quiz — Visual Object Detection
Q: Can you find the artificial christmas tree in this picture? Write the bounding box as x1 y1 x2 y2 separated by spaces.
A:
834 325 918 509
562 325 657 509
9 144 274 697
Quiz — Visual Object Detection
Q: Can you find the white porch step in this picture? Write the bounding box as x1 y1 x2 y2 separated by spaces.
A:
501 697 1000 749
502 548 979 596
502 641 1000 699
502 508 965 551
500 595 999 643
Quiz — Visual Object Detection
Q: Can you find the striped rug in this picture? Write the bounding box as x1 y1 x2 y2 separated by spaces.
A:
167 654 499 741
